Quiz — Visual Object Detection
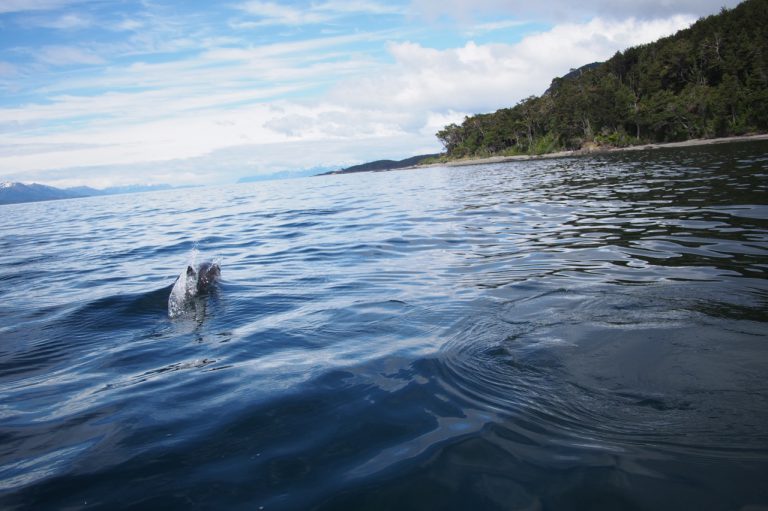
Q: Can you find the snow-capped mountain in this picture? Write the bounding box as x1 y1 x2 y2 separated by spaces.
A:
0 182 88 205
0 182 177 205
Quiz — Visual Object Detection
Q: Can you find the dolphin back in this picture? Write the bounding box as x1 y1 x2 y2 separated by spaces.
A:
196 261 221 292
168 261 221 318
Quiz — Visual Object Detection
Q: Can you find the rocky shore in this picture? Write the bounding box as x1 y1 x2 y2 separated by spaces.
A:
413 134 768 169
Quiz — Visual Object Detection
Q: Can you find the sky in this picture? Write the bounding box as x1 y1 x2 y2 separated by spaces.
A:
0 0 743 188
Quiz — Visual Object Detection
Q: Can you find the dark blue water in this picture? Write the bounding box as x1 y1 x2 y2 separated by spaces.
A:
1 141 767 510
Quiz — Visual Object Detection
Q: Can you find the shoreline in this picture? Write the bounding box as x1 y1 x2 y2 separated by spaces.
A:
410 133 768 170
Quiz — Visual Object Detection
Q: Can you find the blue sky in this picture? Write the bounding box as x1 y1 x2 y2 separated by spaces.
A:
0 0 742 188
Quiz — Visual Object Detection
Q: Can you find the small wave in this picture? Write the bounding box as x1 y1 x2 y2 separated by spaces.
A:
0 286 171 384
0 440 97 491
436 283 768 456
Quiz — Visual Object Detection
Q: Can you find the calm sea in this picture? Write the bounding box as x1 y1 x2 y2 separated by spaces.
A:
1 141 767 510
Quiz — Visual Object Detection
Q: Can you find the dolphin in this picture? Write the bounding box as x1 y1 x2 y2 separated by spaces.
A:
193 261 221 293
168 261 221 318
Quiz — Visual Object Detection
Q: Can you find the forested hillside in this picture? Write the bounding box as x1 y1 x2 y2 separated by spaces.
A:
436 0 768 158
322 154 440 175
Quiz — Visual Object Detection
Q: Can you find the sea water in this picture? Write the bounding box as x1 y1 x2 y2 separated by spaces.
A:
1 141 767 510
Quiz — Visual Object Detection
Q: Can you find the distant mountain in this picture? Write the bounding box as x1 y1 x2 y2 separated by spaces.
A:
319 154 441 175
0 181 180 206
0 182 88 205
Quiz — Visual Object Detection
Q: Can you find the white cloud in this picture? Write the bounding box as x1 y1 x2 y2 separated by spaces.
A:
234 1 332 26
0 61 16 76
35 45 105 66
22 12 92 29
409 0 509 21
233 0 404 27
264 103 415 139
331 15 695 114
409 0 743 21
0 84 306 125
26 31 384 100
465 19 530 36
0 0 83 14
0 95 443 187
112 18 143 31
0 104 286 174
200 31 384 61
0 28 408 178
313 1 406 15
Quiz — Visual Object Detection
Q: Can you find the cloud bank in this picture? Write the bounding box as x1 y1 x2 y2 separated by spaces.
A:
410 0 740 21
0 0 741 187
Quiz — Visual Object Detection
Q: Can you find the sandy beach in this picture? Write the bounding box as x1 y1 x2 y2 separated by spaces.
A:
414 133 768 169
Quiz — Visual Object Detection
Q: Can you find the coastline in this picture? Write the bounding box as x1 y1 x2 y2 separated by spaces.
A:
411 133 768 170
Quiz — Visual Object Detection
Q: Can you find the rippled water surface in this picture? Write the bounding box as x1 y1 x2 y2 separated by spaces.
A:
2 141 767 510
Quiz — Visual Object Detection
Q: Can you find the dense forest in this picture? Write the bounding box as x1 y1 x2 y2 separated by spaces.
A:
435 0 768 159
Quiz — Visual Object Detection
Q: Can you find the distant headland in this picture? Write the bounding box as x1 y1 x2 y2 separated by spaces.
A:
318 154 441 175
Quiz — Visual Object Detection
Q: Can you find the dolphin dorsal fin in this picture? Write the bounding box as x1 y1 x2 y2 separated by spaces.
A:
186 265 196 277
